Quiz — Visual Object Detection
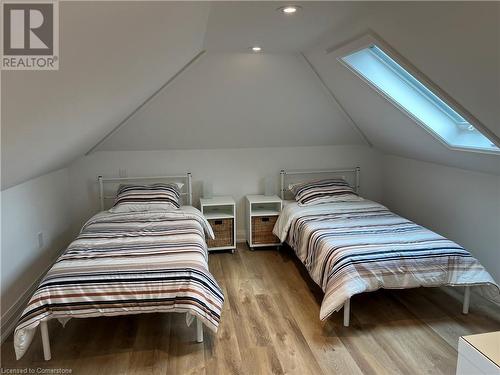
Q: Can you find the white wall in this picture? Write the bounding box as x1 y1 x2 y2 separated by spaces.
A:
381 155 500 283
1 2 210 189
69 145 383 238
96 52 363 152
1 168 74 338
305 2 500 175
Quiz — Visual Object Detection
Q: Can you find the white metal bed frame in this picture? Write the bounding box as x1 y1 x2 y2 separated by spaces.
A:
39 173 205 361
98 173 193 211
280 167 361 200
279 167 471 327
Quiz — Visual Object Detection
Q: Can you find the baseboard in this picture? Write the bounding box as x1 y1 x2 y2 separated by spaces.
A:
236 229 246 243
0 249 65 343
1 281 40 343
1 231 247 342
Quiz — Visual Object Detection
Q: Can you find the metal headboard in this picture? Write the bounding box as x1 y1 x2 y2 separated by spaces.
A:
97 173 192 211
280 167 360 200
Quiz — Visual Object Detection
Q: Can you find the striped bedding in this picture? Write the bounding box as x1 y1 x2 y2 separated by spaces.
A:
110 183 182 212
273 200 500 321
14 206 224 360
289 178 362 206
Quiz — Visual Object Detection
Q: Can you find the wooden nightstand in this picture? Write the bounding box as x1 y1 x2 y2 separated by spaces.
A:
200 196 236 253
246 195 282 250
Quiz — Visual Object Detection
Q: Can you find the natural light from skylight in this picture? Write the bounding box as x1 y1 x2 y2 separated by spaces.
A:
340 45 499 153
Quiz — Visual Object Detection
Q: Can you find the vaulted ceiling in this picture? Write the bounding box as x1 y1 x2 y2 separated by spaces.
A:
304 2 500 174
96 52 363 151
2 1 499 189
1 2 210 188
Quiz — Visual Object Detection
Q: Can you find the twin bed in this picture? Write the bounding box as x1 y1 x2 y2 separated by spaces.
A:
275 168 499 327
14 173 224 360
13 169 499 361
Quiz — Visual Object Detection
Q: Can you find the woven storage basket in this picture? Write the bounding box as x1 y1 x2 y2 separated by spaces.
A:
207 218 233 248
252 216 279 245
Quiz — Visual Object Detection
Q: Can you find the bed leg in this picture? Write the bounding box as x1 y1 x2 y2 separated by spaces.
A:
343 299 350 327
463 286 471 314
40 321 51 361
196 317 203 343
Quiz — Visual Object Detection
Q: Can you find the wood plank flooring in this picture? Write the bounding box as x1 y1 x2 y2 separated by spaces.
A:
2 244 499 374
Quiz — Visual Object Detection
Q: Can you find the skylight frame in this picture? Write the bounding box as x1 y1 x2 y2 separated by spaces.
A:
328 33 500 155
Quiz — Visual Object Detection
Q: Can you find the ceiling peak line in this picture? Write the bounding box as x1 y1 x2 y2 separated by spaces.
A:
299 52 373 148
85 50 207 155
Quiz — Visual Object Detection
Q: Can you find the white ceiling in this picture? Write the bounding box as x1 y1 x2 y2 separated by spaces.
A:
97 52 362 151
2 1 499 189
203 2 365 53
304 2 500 174
1 2 210 189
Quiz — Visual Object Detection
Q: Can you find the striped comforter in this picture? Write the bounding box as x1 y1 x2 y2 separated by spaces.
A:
14 206 224 360
273 200 499 321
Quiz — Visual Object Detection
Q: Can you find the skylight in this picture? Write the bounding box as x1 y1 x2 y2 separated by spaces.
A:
339 44 499 153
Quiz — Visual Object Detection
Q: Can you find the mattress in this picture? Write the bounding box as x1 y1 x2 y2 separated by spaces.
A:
274 200 499 321
14 206 224 359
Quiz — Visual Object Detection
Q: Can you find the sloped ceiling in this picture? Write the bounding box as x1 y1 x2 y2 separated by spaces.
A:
1 2 210 189
98 1 500 174
96 1 368 151
2 1 499 189
304 2 500 175
203 2 364 53
96 52 363 150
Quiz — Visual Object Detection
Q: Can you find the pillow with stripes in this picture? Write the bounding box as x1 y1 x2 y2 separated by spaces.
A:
109 183 183 213
289 178 363 206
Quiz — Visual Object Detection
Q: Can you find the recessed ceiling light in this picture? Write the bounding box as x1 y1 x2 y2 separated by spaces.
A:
251 46 262 52
278 5 301 14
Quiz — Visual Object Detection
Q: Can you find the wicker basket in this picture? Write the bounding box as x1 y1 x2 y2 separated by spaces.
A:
207 218 233 248
252 216 279 245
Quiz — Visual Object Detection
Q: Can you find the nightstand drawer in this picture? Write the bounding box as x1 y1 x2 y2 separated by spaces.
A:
251 216 279 245
207 218 234 248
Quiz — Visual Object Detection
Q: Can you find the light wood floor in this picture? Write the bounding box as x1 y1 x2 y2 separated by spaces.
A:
2 244 499 374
